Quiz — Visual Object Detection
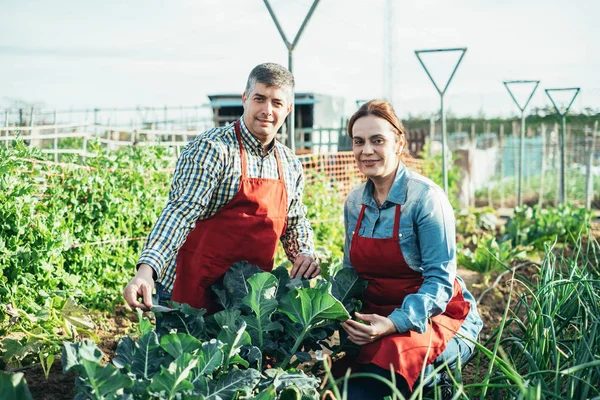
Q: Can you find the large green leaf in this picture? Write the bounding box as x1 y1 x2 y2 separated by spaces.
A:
264 368 320 395
152 302 207 340
59 297 95 336
253 385 277 400
62 340 102 373
329 268 367 313
215 315 252 369
242 272 283 347
204 368 261 400
160 333 202 360
63 340 134 399
279 283 350 329
112 331 163 380
0 371 33 400
221 261 262 307
148 353 197 400
195 339 224 376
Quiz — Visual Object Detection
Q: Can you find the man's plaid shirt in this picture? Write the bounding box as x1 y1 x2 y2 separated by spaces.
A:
138 117 315 292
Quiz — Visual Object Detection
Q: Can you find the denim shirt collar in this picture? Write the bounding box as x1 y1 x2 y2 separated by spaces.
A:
361 162 409 208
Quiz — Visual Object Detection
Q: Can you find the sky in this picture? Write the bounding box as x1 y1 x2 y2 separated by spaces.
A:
1 0 599 119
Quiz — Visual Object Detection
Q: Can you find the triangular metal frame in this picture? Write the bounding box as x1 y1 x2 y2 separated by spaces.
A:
414 47 467 95
503 80 540 112
263 0 320 152
263 0 320 53
545 87 580 116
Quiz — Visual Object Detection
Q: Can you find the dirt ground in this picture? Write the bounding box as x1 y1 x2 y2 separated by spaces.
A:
17 266 530 399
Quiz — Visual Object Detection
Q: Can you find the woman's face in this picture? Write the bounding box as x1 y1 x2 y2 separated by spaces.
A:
351 115 404 180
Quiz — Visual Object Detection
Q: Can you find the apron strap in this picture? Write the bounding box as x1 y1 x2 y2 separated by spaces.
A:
353 204 367 239
393 204 401 241
235 120 285 183
234 121 247 178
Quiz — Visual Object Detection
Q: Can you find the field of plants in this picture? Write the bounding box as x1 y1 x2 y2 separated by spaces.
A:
1 141 600 399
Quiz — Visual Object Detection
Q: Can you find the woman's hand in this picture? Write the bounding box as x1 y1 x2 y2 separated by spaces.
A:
341 312 398 345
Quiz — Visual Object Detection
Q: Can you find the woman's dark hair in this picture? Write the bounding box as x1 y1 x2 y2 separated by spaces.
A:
347 99 406 141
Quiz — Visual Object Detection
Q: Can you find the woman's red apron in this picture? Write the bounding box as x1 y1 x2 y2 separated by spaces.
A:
171 121 288 314
350 203 470 390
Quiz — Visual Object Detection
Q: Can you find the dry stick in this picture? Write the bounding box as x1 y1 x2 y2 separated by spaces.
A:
71 236 148 248
539 123 547 207
476 261 533 305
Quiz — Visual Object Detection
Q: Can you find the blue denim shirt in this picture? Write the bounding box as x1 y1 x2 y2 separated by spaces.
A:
343 162 483 349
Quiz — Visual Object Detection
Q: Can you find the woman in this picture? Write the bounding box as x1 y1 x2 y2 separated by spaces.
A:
340 100 482 398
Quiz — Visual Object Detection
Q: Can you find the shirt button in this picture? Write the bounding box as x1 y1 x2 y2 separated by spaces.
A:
399 233 403 238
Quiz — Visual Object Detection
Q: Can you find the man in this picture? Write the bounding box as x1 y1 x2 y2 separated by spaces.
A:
123 63 319 313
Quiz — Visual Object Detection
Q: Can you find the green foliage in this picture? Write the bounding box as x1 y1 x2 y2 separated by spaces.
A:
504 204 592 250
0 141 172 367
455 206 499 237
457 233 529 282
276 171 346 279
418 142 462 208
468 232 600 399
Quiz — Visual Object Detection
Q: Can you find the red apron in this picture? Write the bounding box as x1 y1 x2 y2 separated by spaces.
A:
350 203 470 390
171 121 288 313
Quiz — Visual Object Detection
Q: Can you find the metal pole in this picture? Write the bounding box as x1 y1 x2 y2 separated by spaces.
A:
288 49 295 151
415 47 467 194
585 123 596 209
518 110 525 205
502 80 539 206
560 115 567 204
440 95 448 193
262 0 321 153
545 87 580 205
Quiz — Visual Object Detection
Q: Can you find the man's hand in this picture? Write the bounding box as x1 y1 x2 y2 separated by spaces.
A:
123 264 155 311
290 254 320 279
341 312 398 345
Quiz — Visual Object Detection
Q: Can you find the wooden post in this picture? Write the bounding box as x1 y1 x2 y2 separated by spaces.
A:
539 123 546 207
53 110 58 163
586 122 598 209
499 123 505 208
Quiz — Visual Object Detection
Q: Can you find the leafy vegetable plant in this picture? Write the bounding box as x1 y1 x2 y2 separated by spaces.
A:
61 261 366 399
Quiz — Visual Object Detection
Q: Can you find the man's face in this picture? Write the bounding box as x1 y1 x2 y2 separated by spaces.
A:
242 82 293 145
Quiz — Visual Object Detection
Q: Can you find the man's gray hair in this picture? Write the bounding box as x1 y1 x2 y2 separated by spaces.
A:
245 63 295 101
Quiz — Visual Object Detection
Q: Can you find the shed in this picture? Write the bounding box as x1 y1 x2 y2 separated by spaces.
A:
207 93 345 153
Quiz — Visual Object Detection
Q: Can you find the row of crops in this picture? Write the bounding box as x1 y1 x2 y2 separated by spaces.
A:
1 142 599 399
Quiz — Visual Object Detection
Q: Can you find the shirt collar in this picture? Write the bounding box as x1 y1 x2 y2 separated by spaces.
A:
238 117 275 156
362 162 409 208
